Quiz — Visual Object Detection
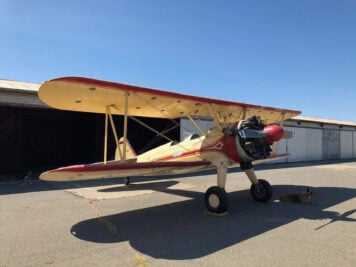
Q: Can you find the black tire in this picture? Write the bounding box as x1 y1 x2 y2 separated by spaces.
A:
250 179 273 202
204 186 228 213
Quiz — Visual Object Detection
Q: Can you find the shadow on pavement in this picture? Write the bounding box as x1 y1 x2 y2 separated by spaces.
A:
70 185 356 260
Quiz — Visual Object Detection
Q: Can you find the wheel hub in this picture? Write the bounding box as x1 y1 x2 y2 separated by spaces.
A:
208 194 220 208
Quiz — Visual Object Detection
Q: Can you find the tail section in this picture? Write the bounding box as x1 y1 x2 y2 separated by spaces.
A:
115 137 137 161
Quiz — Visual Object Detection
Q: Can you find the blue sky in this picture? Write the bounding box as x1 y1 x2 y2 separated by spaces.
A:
1 0 355 121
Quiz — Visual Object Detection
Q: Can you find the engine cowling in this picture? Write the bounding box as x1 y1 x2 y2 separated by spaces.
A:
235 124 284 160
228 116 285 161
262 125 284 143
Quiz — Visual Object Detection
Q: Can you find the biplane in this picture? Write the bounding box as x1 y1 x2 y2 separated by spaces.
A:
39 77 301 214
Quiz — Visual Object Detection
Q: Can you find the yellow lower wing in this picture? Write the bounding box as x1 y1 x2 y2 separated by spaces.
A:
40 160 211 181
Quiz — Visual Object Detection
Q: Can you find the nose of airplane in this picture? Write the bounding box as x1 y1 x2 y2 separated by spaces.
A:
263 125 284 143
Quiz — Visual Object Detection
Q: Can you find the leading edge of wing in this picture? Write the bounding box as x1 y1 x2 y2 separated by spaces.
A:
39 76 301 122
40 160 212 181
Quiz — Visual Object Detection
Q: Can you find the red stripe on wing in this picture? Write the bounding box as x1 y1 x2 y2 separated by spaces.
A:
52 160 211 173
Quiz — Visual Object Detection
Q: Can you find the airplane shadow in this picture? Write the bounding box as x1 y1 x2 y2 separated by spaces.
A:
98 181 180 193
70 185 356 260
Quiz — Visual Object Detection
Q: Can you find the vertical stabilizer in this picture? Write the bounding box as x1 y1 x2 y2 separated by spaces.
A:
115 137 137 161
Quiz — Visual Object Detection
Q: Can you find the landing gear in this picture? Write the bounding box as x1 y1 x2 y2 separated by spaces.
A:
250 179 273 202
204 186 228 214
124 177 131 186
204 159 273 214
241 162 273 203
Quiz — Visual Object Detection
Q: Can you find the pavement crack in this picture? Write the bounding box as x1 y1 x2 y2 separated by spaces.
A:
88 200 118 237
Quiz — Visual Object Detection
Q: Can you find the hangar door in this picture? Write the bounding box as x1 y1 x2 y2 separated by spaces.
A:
354 132 356 158
322 129 340 160
284 127 323 162
340 131 354 159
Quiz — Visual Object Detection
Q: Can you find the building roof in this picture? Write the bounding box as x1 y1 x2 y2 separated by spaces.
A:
290 115 356 127
0 79 40 92
0 79 45 108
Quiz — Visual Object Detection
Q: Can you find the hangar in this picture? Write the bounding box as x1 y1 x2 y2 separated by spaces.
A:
277 116 356 162
0 79 178 176
1 79 355 178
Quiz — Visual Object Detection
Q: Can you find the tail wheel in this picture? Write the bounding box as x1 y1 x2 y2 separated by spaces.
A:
250 179 273 202
204 186 228 213
124 177 131 186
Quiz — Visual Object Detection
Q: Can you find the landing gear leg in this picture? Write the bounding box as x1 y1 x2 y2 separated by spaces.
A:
204 160 229 214
241 162 273 203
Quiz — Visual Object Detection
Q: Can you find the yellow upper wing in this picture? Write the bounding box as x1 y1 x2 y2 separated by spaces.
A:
39 77 300 124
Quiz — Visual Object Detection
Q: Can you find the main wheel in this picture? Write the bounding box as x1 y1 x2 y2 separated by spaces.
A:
204 186 228 213
250 179 273 202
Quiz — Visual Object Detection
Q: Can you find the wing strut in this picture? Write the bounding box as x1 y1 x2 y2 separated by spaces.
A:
103 101 129 164
186 115 206 136
104 105 121 164
123 92 129 161
207 104 223 130
240 107 247 120
104 107 109 164
129 116 174 143
129 116 191 152
107 106 120 147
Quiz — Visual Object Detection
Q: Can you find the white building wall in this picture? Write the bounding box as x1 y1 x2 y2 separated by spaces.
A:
340 131 354 159
285 127 323 162
322 129 341 160
308 128 323 161
286 127 307 162
354 132 356 158
274 137 287 163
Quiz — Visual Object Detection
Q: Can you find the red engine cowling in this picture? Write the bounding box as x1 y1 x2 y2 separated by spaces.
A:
263 125 284 143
